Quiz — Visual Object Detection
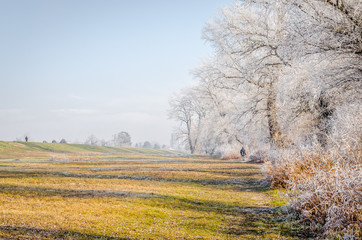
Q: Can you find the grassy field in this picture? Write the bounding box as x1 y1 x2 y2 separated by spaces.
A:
0 141 180 160
0 142 300 239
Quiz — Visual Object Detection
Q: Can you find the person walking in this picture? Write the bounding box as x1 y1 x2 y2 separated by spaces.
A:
240 147 246 161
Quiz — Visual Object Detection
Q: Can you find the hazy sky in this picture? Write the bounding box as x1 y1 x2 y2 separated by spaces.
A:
0 0 234 145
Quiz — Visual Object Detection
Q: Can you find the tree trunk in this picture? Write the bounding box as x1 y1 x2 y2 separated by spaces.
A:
188 138 195 154
316 92 334 148
186 121 195 154
266 92 285 148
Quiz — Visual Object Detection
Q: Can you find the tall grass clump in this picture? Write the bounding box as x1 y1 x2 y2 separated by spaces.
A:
264 141 361 239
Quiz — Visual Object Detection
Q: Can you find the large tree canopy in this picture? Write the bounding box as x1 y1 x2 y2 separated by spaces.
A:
169 0 361 154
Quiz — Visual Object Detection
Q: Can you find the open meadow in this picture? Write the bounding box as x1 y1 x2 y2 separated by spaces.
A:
0 142 300 239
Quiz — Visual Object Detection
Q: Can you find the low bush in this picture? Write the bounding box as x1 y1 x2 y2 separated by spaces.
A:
220 146 243 160
264 143 361 239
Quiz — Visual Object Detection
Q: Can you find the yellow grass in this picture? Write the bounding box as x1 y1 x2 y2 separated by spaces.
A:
0 153 299 239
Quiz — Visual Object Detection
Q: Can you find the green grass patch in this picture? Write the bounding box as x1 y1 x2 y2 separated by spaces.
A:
267 189 289 207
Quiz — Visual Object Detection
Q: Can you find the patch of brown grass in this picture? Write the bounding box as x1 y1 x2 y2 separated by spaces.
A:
221 154 242 160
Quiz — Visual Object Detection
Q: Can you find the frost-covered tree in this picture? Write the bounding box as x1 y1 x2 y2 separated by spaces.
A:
170 1 362 238
202 1 292 147
277 0 362 146
142 141 152 149
85 134 99 146
169 88 206 153
170 0 361 154
100 139 109 147
112 132 132 147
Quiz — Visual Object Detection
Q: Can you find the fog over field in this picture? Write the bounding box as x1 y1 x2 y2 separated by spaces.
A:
0 0 233 145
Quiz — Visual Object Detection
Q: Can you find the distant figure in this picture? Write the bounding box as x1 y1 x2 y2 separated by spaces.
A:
240 147 246 161
25 136 28 142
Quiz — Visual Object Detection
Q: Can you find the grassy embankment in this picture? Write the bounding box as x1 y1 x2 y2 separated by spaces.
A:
0 141 300 239
0 141 180 160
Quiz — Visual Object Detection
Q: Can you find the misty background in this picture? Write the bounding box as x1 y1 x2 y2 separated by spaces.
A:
0 0 233 145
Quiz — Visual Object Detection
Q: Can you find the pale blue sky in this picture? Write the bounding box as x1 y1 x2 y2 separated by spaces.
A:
0 0 234 145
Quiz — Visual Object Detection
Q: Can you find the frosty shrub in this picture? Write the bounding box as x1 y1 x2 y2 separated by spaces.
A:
220 146 242 160
265 143 361 239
